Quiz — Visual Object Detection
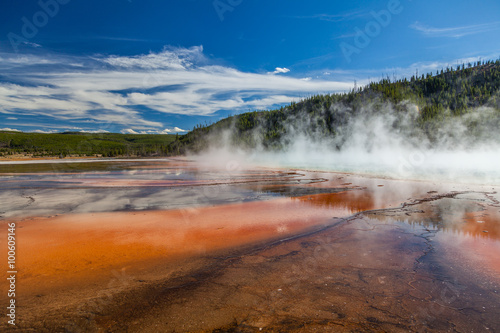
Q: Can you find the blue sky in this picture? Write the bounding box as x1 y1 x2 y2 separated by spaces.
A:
0 0 499 134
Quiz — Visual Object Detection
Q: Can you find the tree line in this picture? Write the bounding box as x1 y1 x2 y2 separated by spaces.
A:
0 132 179 158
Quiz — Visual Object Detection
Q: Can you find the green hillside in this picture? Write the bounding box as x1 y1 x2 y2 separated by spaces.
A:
175 59 500 153
0 132 179 158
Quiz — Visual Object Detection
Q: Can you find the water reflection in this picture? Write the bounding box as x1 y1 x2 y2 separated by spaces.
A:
1 159 499 332
0 163 299 189
369 194 500 241
294 191 376 212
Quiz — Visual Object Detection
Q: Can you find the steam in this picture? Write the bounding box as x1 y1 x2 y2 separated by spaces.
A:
192 98 500 185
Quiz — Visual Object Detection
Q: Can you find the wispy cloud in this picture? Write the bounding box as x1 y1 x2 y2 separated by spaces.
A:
79 129 110 134
0 54 58 68
100 45 205 70
0 46 353 132
410 21 500 38
292 10 368 22
22 41 42 48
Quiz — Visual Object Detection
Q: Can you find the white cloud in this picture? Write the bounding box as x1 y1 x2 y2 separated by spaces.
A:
30 129 59 134
121 128 139 134
79 129 110 133
0 128 21 132
0 47 356 131
101 46 204 70
0 54 58 68
121 127 188 135
410 21 500 38
0 82 161 128
6 117 17 120
269 67 291 75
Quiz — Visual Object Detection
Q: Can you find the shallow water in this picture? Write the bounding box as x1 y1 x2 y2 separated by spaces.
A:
0 158 499 332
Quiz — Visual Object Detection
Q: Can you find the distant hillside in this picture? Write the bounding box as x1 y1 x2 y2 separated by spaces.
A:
174 59 500 153
0 132 179 158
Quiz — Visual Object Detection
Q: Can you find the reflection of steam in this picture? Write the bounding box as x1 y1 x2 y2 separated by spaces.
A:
194 102 500 185
369 193 500 240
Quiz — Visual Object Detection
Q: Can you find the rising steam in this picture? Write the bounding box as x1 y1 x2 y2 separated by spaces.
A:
192 98 500 185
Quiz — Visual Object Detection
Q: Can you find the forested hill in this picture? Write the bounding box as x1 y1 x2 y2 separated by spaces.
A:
173 59 500 153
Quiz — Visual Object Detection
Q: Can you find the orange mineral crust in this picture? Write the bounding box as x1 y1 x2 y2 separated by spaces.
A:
2 193 363 296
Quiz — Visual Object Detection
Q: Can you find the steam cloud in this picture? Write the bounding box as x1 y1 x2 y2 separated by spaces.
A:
193 97 500 185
